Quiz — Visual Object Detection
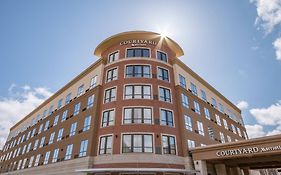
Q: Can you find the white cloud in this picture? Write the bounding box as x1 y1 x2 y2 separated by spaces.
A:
250 101 281 125
250 0 281 34
0 85 52 149
245 124 265 138
273 37 281 60
237 100 249 110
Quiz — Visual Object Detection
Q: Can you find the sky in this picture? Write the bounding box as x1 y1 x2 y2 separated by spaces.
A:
0 0 281 148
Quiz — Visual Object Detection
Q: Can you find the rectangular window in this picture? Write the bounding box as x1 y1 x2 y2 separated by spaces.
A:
194 101 200 114
27 131 31 141
231 124 237 134
162 135 176 155
220 132 225 143
43 151 50 165
26 143 31 153
126 65 150 78
99 135 112 155
48 105 53 116
74 102 81 116
123 107 152 124
52 148 59 163
77 85 84 97
208 126 215 140
31 128 36 138
197 121 204 136
43 110 47 119
215 114 221 126
69 122 77 136
127 48 150 58
83 116 91 131
187 139 195 149
44 120 50 131
87 95 95 108
65 144 73 160
204 108 210 120
179 74 186 88
184 115 192 131
211 98 217 108
157 51 167 62
124 85 151 99
159 87 171 102
79 140 88 157
57 99 63 109
53 115 59 126
17 159 22 170
33 139 39 150
190 83 198 96
102 110 115 127
157 67 169 81
90 76 98 89
122 134 153 153
49 132 55 144
219 103 225 113
61 110 68 122
57 128 64 141
181 93 189 108
34 154 40 167
28 156 34 168
39 137 45 148
201 89 207 101
160 109 173 127
108 51 119 63
237 127 242 137
106 68 118 82
104 87 116 103
223 119 228 130
227 135 232 142
65 93 71 105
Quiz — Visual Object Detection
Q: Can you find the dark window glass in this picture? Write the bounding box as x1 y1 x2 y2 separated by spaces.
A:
157 51 168 62
127 49 150 58
126 65 150 78
122 134 153 153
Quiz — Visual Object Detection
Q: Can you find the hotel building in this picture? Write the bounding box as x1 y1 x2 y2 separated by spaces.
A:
0 31 248 175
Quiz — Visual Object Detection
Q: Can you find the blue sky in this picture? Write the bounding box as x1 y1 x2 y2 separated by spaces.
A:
0 0 281 146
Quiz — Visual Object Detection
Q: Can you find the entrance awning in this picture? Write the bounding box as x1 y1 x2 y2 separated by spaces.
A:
75 168 198 174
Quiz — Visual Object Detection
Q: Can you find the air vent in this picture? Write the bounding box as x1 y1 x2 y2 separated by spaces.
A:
82 108 86 111
154 118 160 125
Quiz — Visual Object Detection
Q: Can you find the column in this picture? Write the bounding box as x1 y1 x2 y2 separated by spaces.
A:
194 160 208 175
215 164 227 175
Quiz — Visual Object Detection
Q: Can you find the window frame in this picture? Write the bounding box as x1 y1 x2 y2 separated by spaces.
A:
125 64 151 78
126 47 151 58
156 50 168 62
122 106 153 124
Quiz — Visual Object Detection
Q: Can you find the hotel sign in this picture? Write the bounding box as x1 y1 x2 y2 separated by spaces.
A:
120 39 158 47
216 145 281 157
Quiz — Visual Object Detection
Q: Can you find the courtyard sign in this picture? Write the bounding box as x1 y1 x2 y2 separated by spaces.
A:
216 145 281 157
120 39 158 47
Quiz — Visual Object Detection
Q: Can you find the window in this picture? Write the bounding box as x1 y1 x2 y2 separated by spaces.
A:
108 51 119 63
122 134 153 153
31 128 36 138
43 151 50 165
102 110 114 127
48 105 53 116
26 142 31 153
90 76 98 89
22 145 26 155
227 135 232 142
52 148 59 163
79 140 88 157
65 144 73 160
159 87 171 102
33 139 39 150
77 85 84 97
204 108 210 120
215 114 221 126
190 83 198 96
181 93 189 108
43 110 47 119
123 107 152 124
194 101 200 114
197 121 204 136
219 103 225 113
162 135 176 155
157 51 167 62
61 110 68 122
87 95 95 108
211 98 217 108
237 127 241 136
83 116 91 131
57 128 64 141
26 131 31 141
57 99 63 109
44 120 49 131
53 115 59 126
99 135 112 155
201 90 207 101
184 115 192 131
28 156 34 168
104 87 116 103
127 48 150 58
220 132 225 143
39 137 45 148
49 132 55 144
65 93 71 105
179 74 186 88
223 119 228 130
208 126 215 140
160 109 173 127
17 159 22 170
187 139 195 149
157 67 169 81
73 103 81 116
106 68 118 82
34 154 40 167
124 85 151 99
69 122 77 136
126 65 150 78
